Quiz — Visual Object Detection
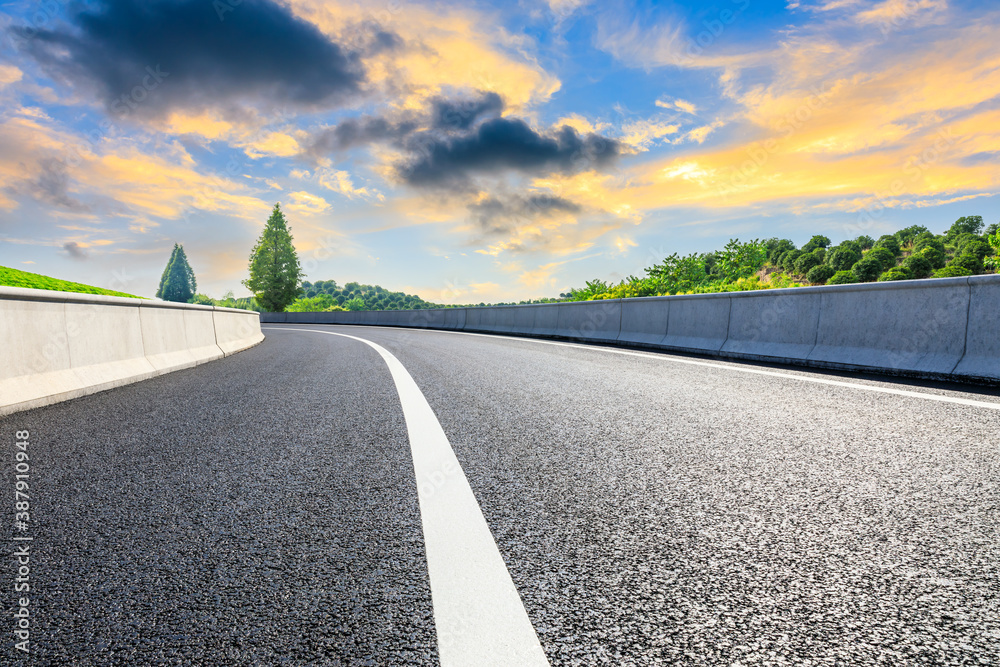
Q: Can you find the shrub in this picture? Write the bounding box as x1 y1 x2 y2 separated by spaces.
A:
801 235 832 253
916 246 946 269
781 250 803 273
895 225 930 246
874 235 901 257
945 215 984 241
794 251 823 275
903 253 933 279
950 252 983 274
766 239 796 264
959 239 990 261
879 267 913 281
933 265 974 278
854 235 875 250
852 255 883 282
867 247 897 271
913 232 945 255
828 270 856 285
806 264 836 285
828 245 862 272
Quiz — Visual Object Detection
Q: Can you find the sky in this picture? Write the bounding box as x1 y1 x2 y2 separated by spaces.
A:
0 0 998 303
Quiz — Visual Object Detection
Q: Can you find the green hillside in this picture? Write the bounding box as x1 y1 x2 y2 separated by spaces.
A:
0 265 140 298
564 216 1000 301
290 280 438 312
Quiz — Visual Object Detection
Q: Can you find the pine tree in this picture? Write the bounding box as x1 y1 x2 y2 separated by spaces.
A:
156 243 197 303
243 204 304 312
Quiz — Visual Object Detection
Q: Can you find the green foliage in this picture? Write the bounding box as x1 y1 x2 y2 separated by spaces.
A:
913 232 945 255
344 296 366 311
933 265 973 278
287 295 346 312
854 235 875 250
794 251 823 275
827 244 861 272
945 215 984 241
765 238 796 264
243 204 304 312
828 270 856 285
562 216 996 303
902 253 933 279
806 264 835 285
874 235 901 257
895 225 930 246
717 238 767 282
958 239 990 261
155 243 197 303
950 252 983 275
801 235 831 253
879 267 913 282
301 279 438 310
644 253 709 295
781 250 803 274
0 265 139 298
916 246 946 269
852 255 883 282
191 291 260 311
867 247 897 271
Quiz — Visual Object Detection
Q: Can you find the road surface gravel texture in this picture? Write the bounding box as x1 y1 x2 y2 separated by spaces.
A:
2 324 998 665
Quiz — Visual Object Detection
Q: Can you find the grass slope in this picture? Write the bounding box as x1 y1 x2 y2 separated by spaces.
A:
0 266 140 299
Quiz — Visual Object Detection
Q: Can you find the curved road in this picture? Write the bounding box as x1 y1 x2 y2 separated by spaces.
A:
4 325 999 665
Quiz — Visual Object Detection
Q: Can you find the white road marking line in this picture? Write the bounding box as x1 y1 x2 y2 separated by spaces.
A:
284 328 549 667
263 325 1000 412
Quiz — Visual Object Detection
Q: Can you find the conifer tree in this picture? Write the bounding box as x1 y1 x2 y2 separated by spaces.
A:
243 204 304 312
156 243 197 302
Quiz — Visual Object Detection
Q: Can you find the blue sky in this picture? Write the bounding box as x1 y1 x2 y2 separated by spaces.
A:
1 0 998 302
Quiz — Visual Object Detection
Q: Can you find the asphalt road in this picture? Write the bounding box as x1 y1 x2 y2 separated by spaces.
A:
3 324 999 665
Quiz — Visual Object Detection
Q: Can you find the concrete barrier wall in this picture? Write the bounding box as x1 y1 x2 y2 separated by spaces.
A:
259 275 1000 383
1 287 264 416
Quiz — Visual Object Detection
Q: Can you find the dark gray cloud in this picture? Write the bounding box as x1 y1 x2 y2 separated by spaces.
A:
63 242 89 260
18 0 371 117
431 92 503 130
399 118 621 188
468 194 581 235
304 115 418 158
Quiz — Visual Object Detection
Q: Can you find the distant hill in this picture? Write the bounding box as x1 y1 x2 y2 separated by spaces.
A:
0 265 140 298
299 280 438 310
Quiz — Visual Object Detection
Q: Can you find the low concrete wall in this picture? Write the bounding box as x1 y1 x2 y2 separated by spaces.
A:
258 275 1000 384
0 287 264 416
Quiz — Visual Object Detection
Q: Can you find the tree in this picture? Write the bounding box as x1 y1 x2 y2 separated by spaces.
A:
801 235 831 253
717 239 767 281
852 255 883 282
806 264 835 285
155 243 197 303
243 203 304 312
945 215 984 241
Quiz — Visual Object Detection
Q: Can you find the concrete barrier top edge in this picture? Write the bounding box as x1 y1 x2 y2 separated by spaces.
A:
212 305 261 316
0 285 146 306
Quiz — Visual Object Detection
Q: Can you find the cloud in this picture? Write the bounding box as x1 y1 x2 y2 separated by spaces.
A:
303 90 503 160
0 65 23 88
303 115 417 158
23 158 91 212
286 0 560 111
618 118 681 152
398 118 621 188
656 98 697 114
63 241 88 259
18 0 369 117
468 193 582 235
430 91 504 130
285 191 331 215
